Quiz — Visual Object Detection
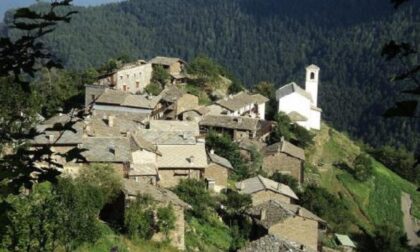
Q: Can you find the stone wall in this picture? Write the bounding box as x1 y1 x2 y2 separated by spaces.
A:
269 216 319 251
177 94 199 115
204 163 229 192
158 168 202 188
169 62 183 75
262 153 303 183
251 190 292 206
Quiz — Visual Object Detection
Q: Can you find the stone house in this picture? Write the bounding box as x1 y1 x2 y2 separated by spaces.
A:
92 88 161 117
205 150 233 192
153 86 200 120
214 91 269 120
238 234 316 252
199 115 272 141
248 200 327 251
121 179 190 250
149 56 186 76
178 107 210 122
237 138 266 161
29 113 84 170
262 138 305 183
96 60 153 94
236 175 299 206
156 142 208 188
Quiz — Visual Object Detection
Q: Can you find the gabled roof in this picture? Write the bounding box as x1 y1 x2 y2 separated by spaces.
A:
200 115 260 132
236 175 298 200
276 82 312 101
238 234 315 252
137 129 197 145
247 200 326 229
208 153 233 169
80 137 131 163
306 64 320 71
85 112 147 137
215 91 268 112
122 179 190 208
149 120 199 136
130 133 160 154
96 89 160 109
160 86 184 103
157 143 208 169
263 139 305 161
149 56 185 66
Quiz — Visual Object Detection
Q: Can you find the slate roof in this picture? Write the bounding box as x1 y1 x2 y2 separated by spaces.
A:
96 89 160 109
160 86 184 103
208 153 233 169
86 113 146 137
137 129 197 145
335 234 356 248
122 179 190 208
130 133 160 154
157 143 207 169
238 234 315 252
236 175 298 200
80 137 131 163
31 113 84 145
200 115 260 131
149 56 185 66
263 139 305 161
129 163 158 176
149 120 200 136
216 91 268 112
248 200 326 229
31 122 84 145
306 64 320 71
276 82 312 101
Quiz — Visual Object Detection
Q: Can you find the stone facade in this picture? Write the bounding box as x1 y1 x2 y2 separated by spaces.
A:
269 216 319 251
205 163 229 192
176 94 199 116
251 190 293 206
262 153 304 183
158 168 203 188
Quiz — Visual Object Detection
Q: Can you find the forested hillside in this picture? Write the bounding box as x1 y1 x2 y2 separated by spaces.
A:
4 0 419 150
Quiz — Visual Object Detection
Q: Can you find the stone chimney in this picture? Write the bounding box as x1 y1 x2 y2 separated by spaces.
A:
260 208 267 221
48 134 55 143
188 155 195 164
108 115 115 127
109 144 116 156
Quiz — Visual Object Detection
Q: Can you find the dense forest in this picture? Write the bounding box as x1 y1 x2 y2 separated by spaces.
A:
3 0 419 151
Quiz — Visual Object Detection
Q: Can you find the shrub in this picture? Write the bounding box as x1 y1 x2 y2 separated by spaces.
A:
151 65 170 88
270 172 299 193
157 205 176 239
144 81 163 96
124 194 156 240
353 153 374 181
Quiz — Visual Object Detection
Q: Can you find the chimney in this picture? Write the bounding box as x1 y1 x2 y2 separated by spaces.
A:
108 115 115 127
48 134 55 143
260 208 267 221
182 133 188 140
210 149 215 155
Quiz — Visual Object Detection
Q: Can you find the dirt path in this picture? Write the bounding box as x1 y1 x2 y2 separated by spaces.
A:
401 192 420 247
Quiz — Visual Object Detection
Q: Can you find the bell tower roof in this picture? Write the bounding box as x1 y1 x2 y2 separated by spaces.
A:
306 64 320 71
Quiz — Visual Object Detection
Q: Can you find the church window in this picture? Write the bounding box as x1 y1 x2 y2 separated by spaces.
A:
310 72 315 80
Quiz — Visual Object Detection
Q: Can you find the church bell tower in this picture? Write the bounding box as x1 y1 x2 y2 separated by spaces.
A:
305 64 320 106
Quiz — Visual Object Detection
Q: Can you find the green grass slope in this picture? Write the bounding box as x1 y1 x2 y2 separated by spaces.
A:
306 123 420 234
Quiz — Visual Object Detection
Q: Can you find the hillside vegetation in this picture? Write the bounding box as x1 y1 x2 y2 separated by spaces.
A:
306 123 420 234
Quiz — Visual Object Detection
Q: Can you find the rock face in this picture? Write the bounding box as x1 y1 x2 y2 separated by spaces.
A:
238 234 315 252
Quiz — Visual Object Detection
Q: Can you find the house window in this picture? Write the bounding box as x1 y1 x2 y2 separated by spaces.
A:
91 94 95 102
136 81 140 88
310 72 315 80
126 74 129 79
120 76 123 80
123 85 127 91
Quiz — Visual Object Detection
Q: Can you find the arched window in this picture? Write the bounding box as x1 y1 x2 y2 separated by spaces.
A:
310 72 315 80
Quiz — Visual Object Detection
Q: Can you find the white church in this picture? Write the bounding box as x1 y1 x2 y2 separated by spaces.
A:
275 64 322 130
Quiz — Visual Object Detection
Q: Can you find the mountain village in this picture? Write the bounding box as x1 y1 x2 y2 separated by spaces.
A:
30 56 357 252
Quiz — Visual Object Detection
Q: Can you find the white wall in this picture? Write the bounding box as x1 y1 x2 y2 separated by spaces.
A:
309 108 321 130
258 103 266 120
278 93 312 129
115 63 153 94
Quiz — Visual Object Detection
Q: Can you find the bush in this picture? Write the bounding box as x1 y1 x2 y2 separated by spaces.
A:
353 153 374 181
172 179 215 220
124 194 156 240
299 185 354 233
145 81 163 96
270 172 299 193
156 205 176 239
270 112 314 148
151 65 170 88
